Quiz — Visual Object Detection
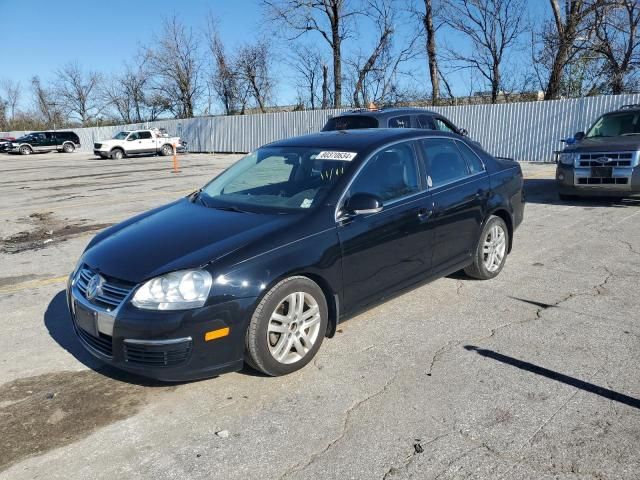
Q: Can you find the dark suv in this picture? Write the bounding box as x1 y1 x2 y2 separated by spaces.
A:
7 131 80 155
556 104 640 199
322 107 468 136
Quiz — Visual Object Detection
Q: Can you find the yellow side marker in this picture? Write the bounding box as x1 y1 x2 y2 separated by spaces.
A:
0 275 68 295
205 327 230 341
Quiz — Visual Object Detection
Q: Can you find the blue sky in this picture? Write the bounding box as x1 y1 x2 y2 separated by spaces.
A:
1 0 548 113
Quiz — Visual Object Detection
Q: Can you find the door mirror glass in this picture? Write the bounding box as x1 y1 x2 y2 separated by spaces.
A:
574 131 585 141
345 193 383 215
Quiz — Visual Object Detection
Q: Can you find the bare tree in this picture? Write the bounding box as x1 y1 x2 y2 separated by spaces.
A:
443 0 527 103
322 64 330 108
0 79 21 124
263 0 361 107
408 0 443 103
147 15 202 118
541 0 609 99
31 76 64 128
55 62 103 125
351 0 394 107
103 59 158 124
289 45 325 109
205 19 242 115
591 0 640 94
236 41 274 113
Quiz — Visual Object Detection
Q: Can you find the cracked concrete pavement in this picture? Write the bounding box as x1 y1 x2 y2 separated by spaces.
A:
0 152 639 479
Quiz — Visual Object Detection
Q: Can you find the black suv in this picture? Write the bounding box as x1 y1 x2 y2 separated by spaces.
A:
322 107 468 136
556 104 640 199
7 131 80 155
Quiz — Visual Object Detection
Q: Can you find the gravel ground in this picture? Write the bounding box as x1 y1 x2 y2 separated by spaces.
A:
0 151 638 479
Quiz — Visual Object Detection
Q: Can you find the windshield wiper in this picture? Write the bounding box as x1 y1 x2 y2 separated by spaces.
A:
212 205 250 214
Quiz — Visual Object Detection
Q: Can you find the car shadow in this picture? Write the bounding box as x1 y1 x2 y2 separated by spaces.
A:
44 289 189 387
524 178 640 208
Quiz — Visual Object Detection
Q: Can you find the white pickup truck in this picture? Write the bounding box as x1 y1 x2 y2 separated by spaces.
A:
93 128 183 159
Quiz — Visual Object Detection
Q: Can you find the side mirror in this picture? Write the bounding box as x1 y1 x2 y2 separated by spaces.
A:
344 193 383 215
126 137 135 141
459 128 468 136
574 131 585 141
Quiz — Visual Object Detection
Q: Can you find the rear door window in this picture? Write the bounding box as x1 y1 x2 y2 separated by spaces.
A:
455 141 485 174
139 131 152 139
322 116 379 131
419 138 470 187
388 116 411 128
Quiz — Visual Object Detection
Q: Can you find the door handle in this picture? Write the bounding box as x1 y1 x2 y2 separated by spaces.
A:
475 189 488 199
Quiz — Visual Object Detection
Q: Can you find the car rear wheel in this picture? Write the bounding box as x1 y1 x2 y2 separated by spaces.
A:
464 215 509 280
111 149 124 160
19 145 32 155
245 276 328 376
62 142 75 153
160 144 173 156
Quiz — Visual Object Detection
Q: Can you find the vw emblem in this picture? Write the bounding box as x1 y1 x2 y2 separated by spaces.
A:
86 274 105 300
595 156 611 164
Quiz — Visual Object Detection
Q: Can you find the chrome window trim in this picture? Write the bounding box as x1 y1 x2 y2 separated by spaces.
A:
453 139 487 172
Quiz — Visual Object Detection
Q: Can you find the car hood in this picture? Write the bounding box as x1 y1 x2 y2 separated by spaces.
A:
565 136 640 153
83 198 297 283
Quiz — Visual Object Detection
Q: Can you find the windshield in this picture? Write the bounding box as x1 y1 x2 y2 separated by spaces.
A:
322 115 379 131
200 146 358 212
113 131 130 140
586 112 640 138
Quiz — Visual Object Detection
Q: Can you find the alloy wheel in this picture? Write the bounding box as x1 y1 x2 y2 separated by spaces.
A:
267 292 322 364
482 224 506 272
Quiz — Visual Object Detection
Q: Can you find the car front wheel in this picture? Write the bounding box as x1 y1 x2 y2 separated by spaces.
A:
245 276 328 376
465 215 509 280
19 145 32 155
111 149 124 160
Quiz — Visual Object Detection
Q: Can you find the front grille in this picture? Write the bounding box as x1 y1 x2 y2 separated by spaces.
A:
76 267 133 311
94 143 102 149
577 177 629 185
76 325 113 357
578 152 634 167
124 340 192 367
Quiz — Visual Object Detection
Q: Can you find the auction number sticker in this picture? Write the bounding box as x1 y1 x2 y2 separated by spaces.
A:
316 151 357 161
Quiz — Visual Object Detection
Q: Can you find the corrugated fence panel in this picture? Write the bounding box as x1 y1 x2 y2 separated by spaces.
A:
7 94 640 161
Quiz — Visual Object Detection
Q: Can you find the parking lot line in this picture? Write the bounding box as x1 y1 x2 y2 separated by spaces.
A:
0 275 68 295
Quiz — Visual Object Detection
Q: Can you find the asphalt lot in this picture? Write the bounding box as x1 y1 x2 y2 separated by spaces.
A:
0 151 639 479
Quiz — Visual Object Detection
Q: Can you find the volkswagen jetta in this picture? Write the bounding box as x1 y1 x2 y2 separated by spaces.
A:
67 129 525 380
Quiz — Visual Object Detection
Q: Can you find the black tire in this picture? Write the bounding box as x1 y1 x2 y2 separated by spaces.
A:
245 276 328 376
62 142 75 153
160 144 173 156
111 149 124 160
19 145 32 155
464 215 509 280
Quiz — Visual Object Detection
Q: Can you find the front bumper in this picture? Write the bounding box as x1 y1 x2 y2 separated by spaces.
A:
67 277 257 382
556 163 640 197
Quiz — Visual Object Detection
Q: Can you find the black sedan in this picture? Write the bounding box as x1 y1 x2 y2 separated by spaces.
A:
67 129 525 381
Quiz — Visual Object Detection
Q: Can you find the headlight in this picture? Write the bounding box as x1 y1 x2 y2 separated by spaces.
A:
132 270 213 310
559 153 575 165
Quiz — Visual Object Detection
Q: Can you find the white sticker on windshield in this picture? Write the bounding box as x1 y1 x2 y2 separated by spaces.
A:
316 151 357 161
300 198 313 208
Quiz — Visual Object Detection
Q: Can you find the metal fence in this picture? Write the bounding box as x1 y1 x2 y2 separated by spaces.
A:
6 93 640 162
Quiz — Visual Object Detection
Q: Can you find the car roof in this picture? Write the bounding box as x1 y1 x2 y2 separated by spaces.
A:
331 107 439 120
267 128 461 152
614 104 640 113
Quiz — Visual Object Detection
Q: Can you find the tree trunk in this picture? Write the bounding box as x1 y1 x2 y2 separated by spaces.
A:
545 40 570 100
491 64 500 103
331 4 342 108
423 0 440 105
322 64 329 109
611 70 625 95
